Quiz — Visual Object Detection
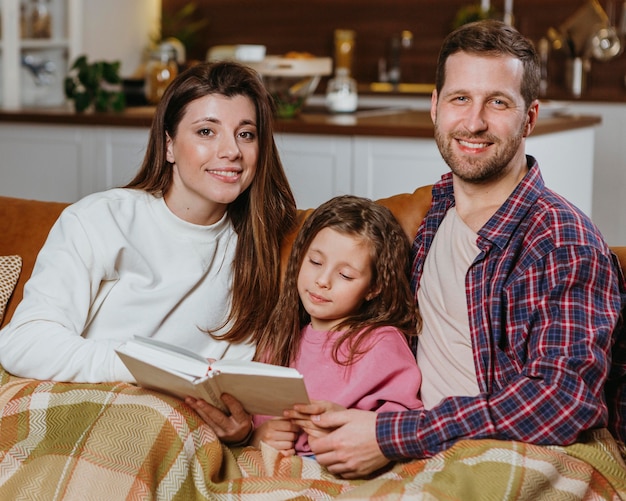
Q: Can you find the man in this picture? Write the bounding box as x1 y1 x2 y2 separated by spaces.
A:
287 20 625 478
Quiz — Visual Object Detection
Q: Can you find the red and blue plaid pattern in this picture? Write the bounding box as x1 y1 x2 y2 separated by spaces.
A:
379 159 624 460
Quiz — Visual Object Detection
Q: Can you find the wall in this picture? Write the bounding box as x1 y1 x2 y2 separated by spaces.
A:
82 0 161 78
163 0 626 100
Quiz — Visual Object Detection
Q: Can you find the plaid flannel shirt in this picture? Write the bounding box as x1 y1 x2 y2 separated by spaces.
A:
377 158 624 460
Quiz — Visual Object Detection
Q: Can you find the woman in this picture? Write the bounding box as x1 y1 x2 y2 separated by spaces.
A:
0 61 296 442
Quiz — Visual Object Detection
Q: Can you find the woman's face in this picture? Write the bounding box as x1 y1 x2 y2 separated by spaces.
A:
165 93 259 225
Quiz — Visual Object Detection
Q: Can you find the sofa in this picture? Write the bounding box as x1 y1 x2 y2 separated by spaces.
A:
0 190 624 500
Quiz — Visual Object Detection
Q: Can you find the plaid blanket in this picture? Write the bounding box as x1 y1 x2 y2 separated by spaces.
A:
1 366 625 500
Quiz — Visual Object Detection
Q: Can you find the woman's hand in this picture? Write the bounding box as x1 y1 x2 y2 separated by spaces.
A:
251 418 300 455
185 393 253 445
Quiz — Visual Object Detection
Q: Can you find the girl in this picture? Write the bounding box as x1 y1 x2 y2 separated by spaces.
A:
252 195 423 456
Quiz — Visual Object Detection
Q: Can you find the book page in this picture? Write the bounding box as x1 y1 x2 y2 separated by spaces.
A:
209 371 310 416
116 350 228 412
118 336 209 377
211 359 303 377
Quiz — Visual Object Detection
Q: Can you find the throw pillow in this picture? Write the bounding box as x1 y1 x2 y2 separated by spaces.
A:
0 255 22 324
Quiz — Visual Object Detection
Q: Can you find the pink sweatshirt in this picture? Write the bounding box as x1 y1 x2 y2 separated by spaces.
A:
254 324 423 455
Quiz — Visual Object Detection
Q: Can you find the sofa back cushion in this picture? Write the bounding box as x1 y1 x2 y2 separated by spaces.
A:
278 185 434 279
0 197 68 328
607 246 626 444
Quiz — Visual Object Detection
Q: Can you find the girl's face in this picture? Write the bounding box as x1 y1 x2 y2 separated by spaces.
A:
297 227 377 332
165 93 259 225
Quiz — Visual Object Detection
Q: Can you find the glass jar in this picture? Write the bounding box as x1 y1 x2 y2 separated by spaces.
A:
30 0 51 39
144 44 178 105
326 68 358 113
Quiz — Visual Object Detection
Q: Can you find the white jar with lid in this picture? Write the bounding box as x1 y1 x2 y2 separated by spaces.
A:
326 68 358 113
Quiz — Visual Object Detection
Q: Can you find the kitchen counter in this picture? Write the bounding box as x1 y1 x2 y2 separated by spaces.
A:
274 106 601 137
0 104 601 138
0 101 602 227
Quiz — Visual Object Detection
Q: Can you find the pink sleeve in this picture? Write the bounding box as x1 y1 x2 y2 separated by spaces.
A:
349 326 423 412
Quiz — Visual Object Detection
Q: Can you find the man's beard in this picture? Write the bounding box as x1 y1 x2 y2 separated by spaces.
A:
434 125 524 184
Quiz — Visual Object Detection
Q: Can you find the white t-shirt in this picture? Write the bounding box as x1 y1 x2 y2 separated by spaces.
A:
0 188 255 383
417 207 481 409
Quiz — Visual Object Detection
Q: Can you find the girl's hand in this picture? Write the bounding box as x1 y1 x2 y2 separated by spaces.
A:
310 400 346 413
185 393 253 445
285 400 346 438
287 400 345 418
251 418 300 455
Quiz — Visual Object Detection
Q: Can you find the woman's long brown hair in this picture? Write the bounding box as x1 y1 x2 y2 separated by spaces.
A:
125 61 297 343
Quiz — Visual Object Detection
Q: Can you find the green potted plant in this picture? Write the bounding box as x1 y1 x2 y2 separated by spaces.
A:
64 55 125 112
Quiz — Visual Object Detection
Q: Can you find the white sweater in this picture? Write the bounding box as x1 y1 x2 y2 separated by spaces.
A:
0 189 255 382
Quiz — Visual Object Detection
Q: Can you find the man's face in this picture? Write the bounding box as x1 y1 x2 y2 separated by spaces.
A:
431 51 537 184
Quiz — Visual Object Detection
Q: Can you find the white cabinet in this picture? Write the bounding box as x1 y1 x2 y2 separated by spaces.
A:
0 0 81 108
560 102 626 246
525 127 595 218
0 123 83 200
352 137 446 200
0 0 160 109
0 122 148 201
275 134 447 209
91 127 150 192
274 133 353 209
276 127 596 219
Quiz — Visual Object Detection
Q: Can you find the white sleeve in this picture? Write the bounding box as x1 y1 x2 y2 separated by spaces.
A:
0 208 133 383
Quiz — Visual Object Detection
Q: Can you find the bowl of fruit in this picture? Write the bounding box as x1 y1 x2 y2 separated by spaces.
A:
247 54 332 118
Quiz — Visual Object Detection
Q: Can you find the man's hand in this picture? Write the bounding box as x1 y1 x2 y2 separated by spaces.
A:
185 393 252 445
287 406 390 478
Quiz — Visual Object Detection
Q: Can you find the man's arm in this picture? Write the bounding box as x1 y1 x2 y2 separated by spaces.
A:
292 247 622 475
379 246 622 460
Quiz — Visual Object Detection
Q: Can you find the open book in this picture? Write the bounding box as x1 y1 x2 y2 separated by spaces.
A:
115 336 310 416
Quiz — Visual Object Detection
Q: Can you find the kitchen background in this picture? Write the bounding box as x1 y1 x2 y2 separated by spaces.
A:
163 0 626 101
159 0 626 247
0 0 625 245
